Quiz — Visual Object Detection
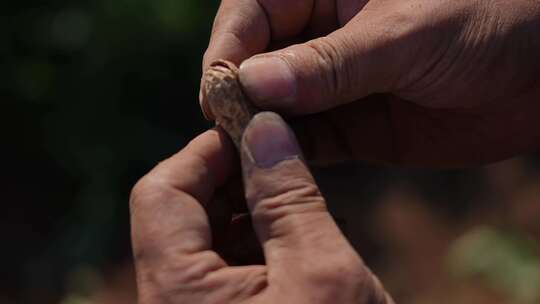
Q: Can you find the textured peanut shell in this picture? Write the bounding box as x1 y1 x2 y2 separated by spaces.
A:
202 60 259 149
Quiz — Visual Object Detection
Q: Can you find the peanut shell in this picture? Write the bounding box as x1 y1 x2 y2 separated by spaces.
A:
202 60 259 149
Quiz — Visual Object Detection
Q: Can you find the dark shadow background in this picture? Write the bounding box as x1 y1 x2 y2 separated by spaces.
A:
2 0 216 302
2 1 540 304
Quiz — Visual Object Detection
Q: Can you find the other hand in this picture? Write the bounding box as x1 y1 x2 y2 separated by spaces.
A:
202 0 540 167
130 113 392 303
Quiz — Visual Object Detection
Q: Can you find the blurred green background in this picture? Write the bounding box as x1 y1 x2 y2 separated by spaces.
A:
2 1 540 304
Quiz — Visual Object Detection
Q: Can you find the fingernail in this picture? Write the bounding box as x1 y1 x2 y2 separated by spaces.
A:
239 56 296 107
243 112 300 168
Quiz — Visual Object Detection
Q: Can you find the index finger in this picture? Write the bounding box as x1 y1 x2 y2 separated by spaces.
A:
201 0 315 118
202 0 315 71
130 128 237 263
202 0 270 72
130 129 272 303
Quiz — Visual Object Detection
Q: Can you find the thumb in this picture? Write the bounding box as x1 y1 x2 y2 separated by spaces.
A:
240 112 359 281
239 11 415 115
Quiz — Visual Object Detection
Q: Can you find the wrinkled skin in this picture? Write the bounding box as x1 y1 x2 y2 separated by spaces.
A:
202 0 540 167
131 114 392 304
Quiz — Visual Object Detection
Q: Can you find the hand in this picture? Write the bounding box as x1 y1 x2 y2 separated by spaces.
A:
130 113 392 303
202 0 540 167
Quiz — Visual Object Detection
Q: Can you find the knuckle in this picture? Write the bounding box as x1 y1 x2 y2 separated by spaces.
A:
138 251 225 300
306 253 387 302
130 175 155 207
130 176 150 204
249 176 328 238
304 37 349 100
312 253 365 284
161 252 224 285
250 177 325 219
237 267 268 296
129 173 170 213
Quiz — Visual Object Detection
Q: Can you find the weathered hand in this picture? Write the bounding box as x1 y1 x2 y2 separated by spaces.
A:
130 113 392 303
202 0 540 167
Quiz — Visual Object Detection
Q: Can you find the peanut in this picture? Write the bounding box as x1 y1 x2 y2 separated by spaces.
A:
202 60 260 149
